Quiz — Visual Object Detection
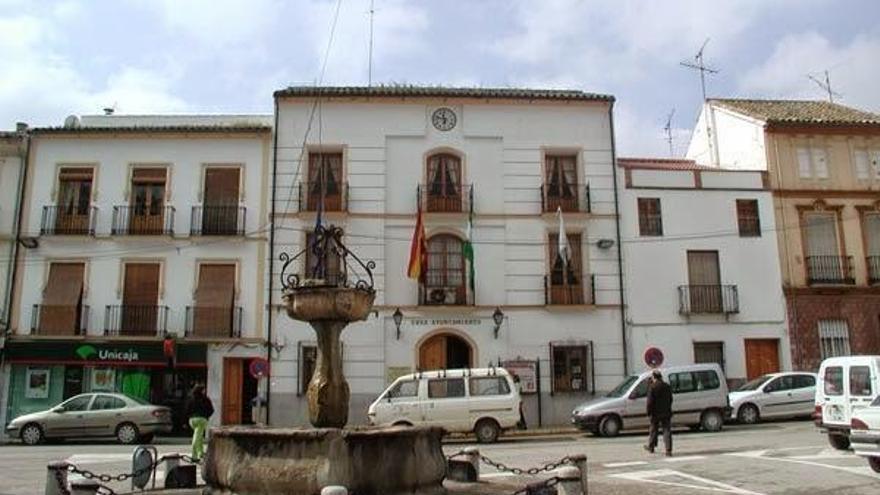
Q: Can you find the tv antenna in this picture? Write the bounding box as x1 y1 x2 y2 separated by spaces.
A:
680 38 719 101
367 0 376 87
808 70 842 103
663 108 676 157
103 102 117 116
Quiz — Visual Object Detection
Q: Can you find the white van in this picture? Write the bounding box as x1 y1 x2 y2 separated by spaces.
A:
367 368 521 443
815 356 880 450
571 363 730 437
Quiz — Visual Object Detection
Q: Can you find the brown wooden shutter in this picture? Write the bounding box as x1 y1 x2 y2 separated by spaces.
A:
40 263 84 335
204 168 240 205
193 264 235 337
59 167 94 181
132 168 167 182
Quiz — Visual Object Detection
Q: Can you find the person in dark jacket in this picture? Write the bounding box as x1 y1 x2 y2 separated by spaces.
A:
185 384 214 461
644 369 673 456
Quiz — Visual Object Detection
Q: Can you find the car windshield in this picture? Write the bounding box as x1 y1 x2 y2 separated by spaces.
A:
606 375 639 397
737 375 772 391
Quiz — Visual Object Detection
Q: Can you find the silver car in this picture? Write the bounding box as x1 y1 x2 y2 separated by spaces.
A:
729 372 817 424
5 393 172 445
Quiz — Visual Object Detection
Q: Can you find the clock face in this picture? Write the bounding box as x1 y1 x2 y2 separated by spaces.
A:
431 107 457 131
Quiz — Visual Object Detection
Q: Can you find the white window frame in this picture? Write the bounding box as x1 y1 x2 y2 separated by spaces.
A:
818 319 851 359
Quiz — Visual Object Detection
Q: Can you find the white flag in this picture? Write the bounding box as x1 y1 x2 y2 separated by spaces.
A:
556 206 571 270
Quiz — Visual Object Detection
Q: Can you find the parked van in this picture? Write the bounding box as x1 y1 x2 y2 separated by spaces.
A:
571 363 730 437
815 356 880 450
367 368 521 443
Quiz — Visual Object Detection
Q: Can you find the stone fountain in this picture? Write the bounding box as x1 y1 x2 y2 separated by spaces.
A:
202 225 447 495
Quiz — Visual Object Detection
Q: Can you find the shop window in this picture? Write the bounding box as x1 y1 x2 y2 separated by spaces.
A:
428 378 465 399
299 345 317 395
552 345 589 392
469 377 510 396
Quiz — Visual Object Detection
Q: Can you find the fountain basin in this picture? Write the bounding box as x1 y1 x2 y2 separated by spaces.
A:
203 425 447 495
284 286 375 322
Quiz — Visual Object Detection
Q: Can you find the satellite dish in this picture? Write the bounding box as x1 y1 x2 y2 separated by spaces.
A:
63 115 81 128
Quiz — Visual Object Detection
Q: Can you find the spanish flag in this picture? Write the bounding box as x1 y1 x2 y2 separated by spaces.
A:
407 208 427 282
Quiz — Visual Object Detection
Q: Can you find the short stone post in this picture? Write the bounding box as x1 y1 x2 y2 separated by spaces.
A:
569 454 588 494
447 447 480 482
555 466 583 495
321 486 348 495
45 461 68 495
70 479 100 495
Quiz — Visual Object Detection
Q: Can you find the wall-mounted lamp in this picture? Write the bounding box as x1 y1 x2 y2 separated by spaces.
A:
18 237 38 249
596 238 615 250
492 307 504 339
393 308 403 340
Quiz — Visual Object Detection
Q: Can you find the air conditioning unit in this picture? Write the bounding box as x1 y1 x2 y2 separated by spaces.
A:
427 287 459 305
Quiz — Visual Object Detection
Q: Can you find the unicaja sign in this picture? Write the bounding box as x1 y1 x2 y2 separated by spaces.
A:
75 344 140 362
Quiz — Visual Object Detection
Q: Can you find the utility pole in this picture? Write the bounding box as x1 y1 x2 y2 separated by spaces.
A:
368 0 375 87
663 109 675 157
680 38 719 101
808 70 841 103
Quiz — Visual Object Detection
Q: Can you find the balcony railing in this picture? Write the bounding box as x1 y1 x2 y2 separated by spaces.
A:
868 256 880 285
541 183 591 213
190 205 246 236
40 206 97 236
112 206 175 235
419 284 473 306
545 274 595 305
678 285 739 314
104 305 169 336
185 306 242 338
806 255 854 285
298 182 348 212
418 184 473 213
31 304 89 335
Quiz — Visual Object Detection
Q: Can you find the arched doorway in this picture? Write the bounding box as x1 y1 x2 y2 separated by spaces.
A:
418 332 473 370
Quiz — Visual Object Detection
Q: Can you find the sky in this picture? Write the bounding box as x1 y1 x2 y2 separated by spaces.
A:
1 0 878 156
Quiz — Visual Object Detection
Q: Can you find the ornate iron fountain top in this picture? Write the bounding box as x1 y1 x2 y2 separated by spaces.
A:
279 225 376 293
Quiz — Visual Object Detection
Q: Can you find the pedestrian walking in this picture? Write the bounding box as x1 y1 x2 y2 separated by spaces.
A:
644 369 673 456
185 384 214 462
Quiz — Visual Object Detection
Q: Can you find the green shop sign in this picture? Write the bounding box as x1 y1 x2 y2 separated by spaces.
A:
4 340 207 367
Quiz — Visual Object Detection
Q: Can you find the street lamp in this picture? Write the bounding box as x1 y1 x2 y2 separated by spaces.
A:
393 308 403 340
492 307 504 339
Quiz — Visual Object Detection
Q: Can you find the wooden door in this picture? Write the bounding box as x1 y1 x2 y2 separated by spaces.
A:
222 358 244 425
419 335 446 371
687 251 721 312
745 339 780 380
122 263 160 335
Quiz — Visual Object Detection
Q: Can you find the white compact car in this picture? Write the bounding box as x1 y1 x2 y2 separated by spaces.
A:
815 355 880 450
729 372 817 424
850 397 880 473
367 368 521 443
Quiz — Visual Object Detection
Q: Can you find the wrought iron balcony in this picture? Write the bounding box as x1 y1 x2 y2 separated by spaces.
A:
541 183 591 213
867 256 880 285
417 184 473 213
185 306 242 338
112 206 175 235
806 255 854 285
31 304 89 335
298 182 348 212
678 285 739 315
40 206 97 236
545 273 595 305
104 305 169 336
190 205 246 236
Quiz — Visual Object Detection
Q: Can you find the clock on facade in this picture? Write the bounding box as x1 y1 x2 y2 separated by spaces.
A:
431 107 457 131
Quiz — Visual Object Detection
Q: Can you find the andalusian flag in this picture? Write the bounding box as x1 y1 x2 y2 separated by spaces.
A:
463 208 475 294
407 208 427 282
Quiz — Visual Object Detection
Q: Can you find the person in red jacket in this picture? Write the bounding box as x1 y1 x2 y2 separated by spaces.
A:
644 369 674 456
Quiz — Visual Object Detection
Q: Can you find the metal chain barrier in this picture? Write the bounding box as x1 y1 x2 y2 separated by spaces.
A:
480 454 574 476
50 452 200 494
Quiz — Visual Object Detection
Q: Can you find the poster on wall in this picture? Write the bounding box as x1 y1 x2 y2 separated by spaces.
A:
501 360 538 394
91 368 116 392
25 367 50 399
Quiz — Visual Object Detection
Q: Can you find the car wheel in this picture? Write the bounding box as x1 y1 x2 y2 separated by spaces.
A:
392 421 413 428
20 423 43 445
116 423 140 445
737 404 760 425
700 410 724 432
599 415 621 437
474 419 501 443
827 434 850 450
868 457 880 473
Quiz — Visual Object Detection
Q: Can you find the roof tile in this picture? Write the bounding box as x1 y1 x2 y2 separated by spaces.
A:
275 85 614 102
710 98 880 126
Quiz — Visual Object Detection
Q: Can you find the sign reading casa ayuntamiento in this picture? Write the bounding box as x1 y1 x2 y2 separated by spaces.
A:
3 340 207 367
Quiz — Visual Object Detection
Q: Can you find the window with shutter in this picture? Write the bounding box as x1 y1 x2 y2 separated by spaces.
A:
423 235 466 305
855 150 870 180
638 198 662 236
202 168 241 235
818 320 851 359
425 154 462 212
797 147 812 178
55 168 94 234
864 213 880 283
129 168 167 234
121 263 160 336
38 263 85 335
736 199 760 237
548 233 583 304
306 152 343 211
544 155 578 212
812 148 829 178
192 264 236 337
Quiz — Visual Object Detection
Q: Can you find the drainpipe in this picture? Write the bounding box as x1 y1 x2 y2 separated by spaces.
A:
607 102 629 375
4 124 30 335
266 99 280 423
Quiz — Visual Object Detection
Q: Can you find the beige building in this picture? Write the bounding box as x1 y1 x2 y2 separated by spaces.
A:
688 98 880 370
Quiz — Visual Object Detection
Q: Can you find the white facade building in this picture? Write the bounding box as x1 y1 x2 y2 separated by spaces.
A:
2 115 272 433
619 158 790 384
267 87 626 427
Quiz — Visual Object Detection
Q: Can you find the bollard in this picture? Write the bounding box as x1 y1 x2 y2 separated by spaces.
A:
70 479 99 495
447 447 479 482
569 454 588 494
555 466 583 495
45 461 68 495
321 486 348 495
